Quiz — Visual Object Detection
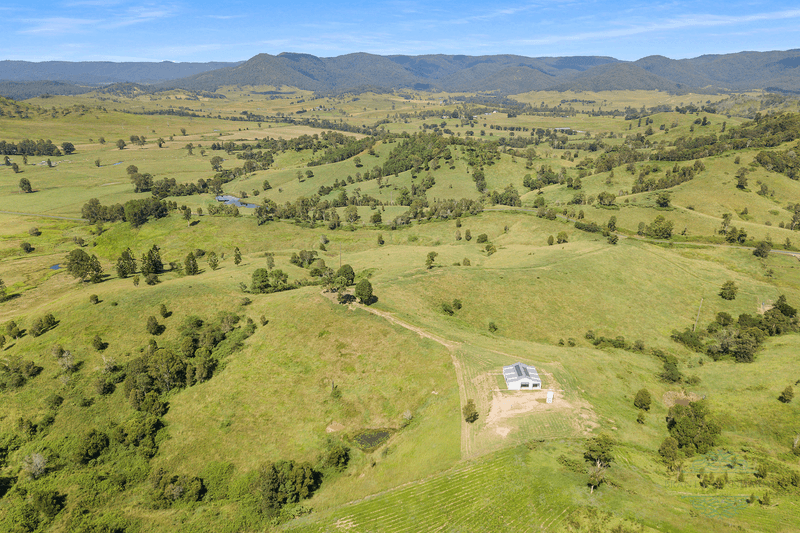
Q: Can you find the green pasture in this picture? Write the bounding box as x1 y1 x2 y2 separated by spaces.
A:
2 88 800 532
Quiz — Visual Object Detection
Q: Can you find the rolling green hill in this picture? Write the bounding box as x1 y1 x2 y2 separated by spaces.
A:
0 87 799 533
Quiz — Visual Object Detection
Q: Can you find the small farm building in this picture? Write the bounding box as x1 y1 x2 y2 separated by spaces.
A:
503 362 542 390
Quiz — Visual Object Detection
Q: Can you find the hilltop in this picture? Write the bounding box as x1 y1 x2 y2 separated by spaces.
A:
3 50 800 100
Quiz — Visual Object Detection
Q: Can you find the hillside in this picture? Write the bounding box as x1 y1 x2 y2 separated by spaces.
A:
5 50 800 99
0 87 799 532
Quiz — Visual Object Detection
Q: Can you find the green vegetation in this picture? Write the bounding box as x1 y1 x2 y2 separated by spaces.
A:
0 86 799 532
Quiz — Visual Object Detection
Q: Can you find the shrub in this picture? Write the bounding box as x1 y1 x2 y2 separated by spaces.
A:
488 322 498 333
73 429 109 463
91 335 105 351
779 386 794 403
44 394 63 410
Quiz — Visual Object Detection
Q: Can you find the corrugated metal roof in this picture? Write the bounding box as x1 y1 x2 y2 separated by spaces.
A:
503 362 541 386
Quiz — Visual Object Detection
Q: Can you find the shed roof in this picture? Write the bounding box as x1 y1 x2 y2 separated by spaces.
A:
502 362 541 386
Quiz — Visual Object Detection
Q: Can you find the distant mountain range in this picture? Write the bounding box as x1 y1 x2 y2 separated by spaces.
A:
2 50 800 99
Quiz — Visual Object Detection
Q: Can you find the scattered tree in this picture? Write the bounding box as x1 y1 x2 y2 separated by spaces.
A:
634 388 652 411
426 251 438 269
184 253 199 275
116 139 126 150
779 385 794 403
65 248 103 283
19 177 33 193
462 399 478 423
753 241 771 258
207 251 219 270
354 278 373 304
719 281 738 300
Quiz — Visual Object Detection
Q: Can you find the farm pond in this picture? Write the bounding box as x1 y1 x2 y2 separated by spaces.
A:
352 428 395 452
215 195 257 208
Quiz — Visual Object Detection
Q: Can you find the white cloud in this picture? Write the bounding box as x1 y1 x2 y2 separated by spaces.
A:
18 17 100 35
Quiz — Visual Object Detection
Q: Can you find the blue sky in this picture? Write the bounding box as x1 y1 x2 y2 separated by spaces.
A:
2 1 799 62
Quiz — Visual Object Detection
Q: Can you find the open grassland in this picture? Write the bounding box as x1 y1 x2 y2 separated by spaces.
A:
1 88 800 532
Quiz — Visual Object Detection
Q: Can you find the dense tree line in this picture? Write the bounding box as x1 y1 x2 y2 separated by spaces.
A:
82 197 170 227
0 139 62 157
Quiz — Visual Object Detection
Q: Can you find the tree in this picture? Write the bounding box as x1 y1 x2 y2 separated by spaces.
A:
336 264 355 285
61 142 75 154
181 128 187 136
11 162 19 173
185 143 194 155
159 303 169 318
736 171 747 189
183 208 192 227
354 279 373 304
65 248 102 282
210 156 224 171
646 215 673 239
19 177 32 193
464 229 472 241
753 241 771 258
344 205 360 224
94 158 101 167
116 139 126 150
251 268 271 293
634 389 652 411
184 253 199 275
556 231 568 244
115 248 136 278
719 281 738 300
658 436 681 468
779 385 794 403
233 247 242 266
588 459 607 493
547 235 554 245
425 251 438 269
0 277 6 301
596 191 616 206
462 399 478 423
140 245 163 275
207 251 219 270
147 316 161 335
584 434 614 467
476 233 488 243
